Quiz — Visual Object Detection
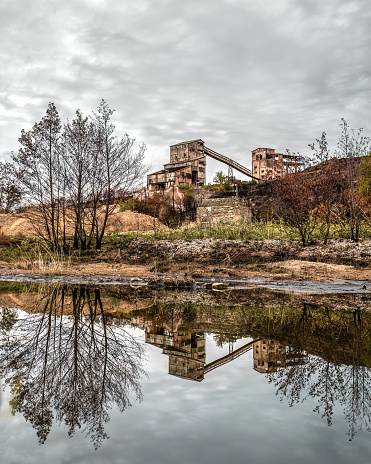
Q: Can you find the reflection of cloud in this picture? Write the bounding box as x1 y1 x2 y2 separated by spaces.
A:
0 390 13 422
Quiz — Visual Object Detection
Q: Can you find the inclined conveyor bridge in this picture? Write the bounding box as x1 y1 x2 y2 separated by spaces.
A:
203 146 260 181
203 339 256 374
163 146 260 181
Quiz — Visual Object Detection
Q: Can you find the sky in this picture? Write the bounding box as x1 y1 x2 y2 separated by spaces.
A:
0 0 370 183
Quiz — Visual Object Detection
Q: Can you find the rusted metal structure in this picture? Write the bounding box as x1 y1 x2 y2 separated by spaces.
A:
203 145 258 179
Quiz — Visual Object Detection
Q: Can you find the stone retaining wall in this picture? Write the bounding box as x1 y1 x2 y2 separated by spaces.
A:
196 198 251 223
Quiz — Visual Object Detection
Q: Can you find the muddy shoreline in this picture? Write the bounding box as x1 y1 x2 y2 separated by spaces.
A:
1 238 371 292
0 269 370 295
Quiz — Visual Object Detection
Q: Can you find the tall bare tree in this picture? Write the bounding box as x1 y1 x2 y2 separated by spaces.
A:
13 103 66 250
335 120 371 240
12 101 147 250
88 100 147 249
272 170 320 245
0 162 21 213
62 109 96 249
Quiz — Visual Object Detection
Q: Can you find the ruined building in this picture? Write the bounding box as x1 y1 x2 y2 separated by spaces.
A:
252 148 301 181
147 139 207 194
146 139 258 194
146 141 300 195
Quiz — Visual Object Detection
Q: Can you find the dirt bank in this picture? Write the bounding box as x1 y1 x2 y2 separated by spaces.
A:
106 238 371 266
0 238 371 284
0 209 167 237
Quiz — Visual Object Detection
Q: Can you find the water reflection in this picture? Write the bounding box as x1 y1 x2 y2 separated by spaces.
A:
130 300 371 440
1 283 371 447
0 285 145 449
267 347 371 439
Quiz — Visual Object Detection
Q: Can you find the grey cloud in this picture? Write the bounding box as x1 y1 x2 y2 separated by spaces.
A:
0 0 370 178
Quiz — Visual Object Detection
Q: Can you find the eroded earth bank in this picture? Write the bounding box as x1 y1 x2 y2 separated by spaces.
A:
0 238 371 293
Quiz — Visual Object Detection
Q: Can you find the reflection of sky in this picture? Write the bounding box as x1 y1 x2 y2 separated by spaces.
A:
1 326 370 464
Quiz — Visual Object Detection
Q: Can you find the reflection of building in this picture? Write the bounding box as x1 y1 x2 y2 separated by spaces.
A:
132 312 207 382
132 312 308 382
166 333 206 382
253 339 307 373
252 148 301 181
147 329 206 382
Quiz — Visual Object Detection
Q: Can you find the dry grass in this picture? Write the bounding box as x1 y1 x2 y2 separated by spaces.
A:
0 209 167 238
253 260 371 281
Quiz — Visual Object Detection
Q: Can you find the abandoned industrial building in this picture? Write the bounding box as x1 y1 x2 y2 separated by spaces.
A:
142 139 302 224
252 148 301 180
147 139 207 194
146 139 300 194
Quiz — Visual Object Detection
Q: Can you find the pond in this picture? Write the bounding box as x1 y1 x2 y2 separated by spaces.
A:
0 281 370 464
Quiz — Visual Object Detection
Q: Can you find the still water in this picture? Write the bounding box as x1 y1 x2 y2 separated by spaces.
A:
0 282 370 464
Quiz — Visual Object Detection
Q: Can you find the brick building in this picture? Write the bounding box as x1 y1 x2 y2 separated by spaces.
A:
252 148 301 180
147 139 206 194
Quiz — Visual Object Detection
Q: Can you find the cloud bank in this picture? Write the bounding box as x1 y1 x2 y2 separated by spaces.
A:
0 0 370 181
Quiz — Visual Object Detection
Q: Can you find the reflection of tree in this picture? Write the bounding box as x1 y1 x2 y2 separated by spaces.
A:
0 286 145 449
269 355 344 426
213 333 239 348
267 309 371 439
342 365 371 439
342 314 371 439
0 307 18 333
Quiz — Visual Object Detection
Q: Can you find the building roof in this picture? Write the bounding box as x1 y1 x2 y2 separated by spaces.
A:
170 139 204 147
252 148 276 152
147 169 167 176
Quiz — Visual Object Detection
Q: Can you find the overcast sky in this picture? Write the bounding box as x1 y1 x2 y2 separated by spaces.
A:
1 0 370 183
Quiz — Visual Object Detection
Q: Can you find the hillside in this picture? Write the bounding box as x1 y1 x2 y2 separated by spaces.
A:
0 208 167 238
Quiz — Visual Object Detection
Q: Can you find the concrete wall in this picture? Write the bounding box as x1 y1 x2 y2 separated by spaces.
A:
196 197 251 223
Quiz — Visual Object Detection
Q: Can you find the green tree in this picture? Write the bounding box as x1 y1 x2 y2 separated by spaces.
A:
213 170 228 185
212 170 234 190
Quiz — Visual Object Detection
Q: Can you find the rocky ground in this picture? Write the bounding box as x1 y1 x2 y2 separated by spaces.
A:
0 238 371 285
109 237 371 266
